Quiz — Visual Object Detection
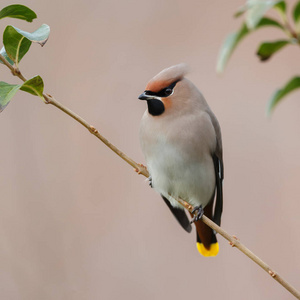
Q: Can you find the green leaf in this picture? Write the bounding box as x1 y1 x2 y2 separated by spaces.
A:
3 24 50 65
275 1 287 24
0 46 14 65
0 76 45 112
257 40 291 61
274 1 286 14
217 17 284 73
20 76 44 99
293 1 300 32
246 0 285 29
0 82 21 112
274 2 287 23
3 26 32 64
0 4 37 22
217 24 249 73
13 24 50 46
255 17 284 30
267 76 300 114
234 1 286 20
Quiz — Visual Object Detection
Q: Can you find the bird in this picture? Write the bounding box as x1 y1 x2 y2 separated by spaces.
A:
138 64 223 257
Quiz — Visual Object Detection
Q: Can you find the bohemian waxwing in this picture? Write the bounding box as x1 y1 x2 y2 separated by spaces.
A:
139 64 223 257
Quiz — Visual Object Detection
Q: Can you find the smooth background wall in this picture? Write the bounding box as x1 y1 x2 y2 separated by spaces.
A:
1 0 300 299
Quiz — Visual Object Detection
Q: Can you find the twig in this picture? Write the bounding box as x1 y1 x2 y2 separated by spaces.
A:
275 9 299 41
202 215 300 299
0 54 299 299
46 94 149 176
0 54 149 177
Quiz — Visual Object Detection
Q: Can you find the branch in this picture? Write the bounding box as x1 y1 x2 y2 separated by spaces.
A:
202 216 300 299
0 54 149 177
1 54 299 299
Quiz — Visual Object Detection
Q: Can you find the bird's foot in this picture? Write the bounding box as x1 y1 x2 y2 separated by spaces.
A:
190 205 204 224
148 176 153 188
134 163 147 175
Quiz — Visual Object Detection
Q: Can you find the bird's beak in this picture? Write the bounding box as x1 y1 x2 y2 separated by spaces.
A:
138 92 161 101
138 92 150 100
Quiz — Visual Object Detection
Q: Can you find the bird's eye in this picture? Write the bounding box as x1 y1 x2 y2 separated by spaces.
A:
164 88 173 97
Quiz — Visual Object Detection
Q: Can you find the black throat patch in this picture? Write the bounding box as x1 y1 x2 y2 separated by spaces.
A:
147 99 165 116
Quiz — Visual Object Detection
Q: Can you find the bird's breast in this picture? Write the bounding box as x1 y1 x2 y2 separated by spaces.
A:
139 113 216 208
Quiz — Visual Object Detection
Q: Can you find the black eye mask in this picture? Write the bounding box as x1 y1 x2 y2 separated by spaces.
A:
144 80 179 98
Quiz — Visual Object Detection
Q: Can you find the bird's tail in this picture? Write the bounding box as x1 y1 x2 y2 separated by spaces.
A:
193 206 219 257
195 223 219 257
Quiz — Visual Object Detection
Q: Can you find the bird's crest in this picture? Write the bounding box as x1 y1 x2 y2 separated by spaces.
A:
145 63 189 92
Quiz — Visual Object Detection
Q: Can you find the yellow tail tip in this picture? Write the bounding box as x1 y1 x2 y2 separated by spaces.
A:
197 242 219 257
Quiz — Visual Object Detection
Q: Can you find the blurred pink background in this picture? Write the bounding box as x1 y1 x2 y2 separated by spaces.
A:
1 0 300 299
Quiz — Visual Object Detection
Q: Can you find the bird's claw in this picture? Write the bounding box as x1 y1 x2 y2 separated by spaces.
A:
134 163 147 175
148 176 153 188
190 205 204 224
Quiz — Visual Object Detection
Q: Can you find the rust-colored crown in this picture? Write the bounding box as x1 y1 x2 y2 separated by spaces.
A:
145 63 189 92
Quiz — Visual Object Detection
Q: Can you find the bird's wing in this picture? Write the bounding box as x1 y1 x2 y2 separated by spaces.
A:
212 154 223 226
206 109 224 227
161 195 192 233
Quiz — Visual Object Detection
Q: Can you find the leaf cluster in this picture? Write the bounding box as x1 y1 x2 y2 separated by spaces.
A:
217 0 300 114
0 4 49 112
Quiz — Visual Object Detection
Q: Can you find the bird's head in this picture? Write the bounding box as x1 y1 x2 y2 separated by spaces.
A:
139 63 197 117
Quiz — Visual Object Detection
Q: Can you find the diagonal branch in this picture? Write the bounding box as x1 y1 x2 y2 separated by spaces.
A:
0 53 299 299
0 54 149 176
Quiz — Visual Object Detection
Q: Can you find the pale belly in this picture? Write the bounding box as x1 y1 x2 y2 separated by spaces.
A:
146 143 216 209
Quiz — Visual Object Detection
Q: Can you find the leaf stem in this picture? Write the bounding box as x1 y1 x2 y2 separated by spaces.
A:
0 54 27 81
284 21 298 40
0 54 299 299
273 7 299 40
